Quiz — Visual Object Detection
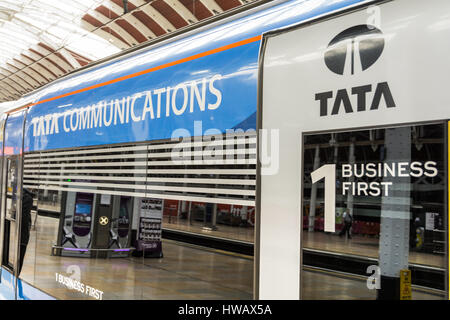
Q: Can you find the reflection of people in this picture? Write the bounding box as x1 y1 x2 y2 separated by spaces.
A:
339 209 353 239
18 188 33 276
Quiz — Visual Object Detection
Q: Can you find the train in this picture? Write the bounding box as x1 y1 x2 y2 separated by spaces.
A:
0 0 448 300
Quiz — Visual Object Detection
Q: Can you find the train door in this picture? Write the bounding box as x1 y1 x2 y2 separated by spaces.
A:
0 111 26 300
257 0 450 299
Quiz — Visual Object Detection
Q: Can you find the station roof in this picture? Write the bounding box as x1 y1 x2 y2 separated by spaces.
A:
0 0 257 103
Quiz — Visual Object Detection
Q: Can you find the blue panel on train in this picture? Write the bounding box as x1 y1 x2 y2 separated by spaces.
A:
0 268 55 300
4 111 24 155
0 267 16 300
25 41 260 151
23 0 364 152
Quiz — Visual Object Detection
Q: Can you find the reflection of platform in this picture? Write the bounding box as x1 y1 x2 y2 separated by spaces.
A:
51 245 134 257
303 231 446 268
162 216 254 243
34 207 444 269
163 217 445 269
302 268 444 300
19 215 445 300
20 216 253 300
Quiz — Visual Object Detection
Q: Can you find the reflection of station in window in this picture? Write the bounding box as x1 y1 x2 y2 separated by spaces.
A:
141 200 162 211
303 124 445 243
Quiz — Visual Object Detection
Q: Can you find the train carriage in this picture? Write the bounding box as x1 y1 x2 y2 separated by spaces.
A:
0 0 448 300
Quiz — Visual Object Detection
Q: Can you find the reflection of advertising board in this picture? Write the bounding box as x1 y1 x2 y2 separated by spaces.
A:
217 204 255 226
163 200 178 216
73 193 93 237
136 198 163 257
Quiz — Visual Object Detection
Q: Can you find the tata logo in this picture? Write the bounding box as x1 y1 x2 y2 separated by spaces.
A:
316 25 396 117
325 24 384 75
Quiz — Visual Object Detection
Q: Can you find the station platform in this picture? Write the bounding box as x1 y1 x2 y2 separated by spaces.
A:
162 216 445 269
19 216 253 300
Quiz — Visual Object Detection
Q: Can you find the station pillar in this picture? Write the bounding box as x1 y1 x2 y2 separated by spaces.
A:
377 127 411 300
308 146 320 232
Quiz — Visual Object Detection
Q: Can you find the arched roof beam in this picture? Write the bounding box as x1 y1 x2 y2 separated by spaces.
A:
163 0 199 24
197 0 224 14
140 3 176 33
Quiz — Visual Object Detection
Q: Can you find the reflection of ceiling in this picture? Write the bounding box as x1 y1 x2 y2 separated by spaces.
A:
0 0 258 103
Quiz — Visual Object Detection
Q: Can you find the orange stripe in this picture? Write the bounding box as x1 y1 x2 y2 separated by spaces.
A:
12 35 261 113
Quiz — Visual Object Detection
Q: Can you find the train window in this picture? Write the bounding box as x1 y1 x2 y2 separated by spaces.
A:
302 123 446 300
5 157 19 220
16 137 255 299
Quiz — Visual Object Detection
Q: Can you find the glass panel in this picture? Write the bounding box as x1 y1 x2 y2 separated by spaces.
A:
26 190 254 300
21 143 253 300
18 186 38 287
2 156 19 270
160 133 256 244
6 157 19 220
7 220 15 267
162 201 255 243
16 141 253 299
301 123 446 300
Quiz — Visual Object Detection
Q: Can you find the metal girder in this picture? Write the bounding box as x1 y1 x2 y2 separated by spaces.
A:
0 90 10 101
45 52 75 73
165 0 199 24
0 67 12 77
0 82 19 100
1 78 22 95
25 65 48 85
0 79 20 97
9 73 33 92
103 0 150 36
58 48 82 69
87 9 135 46
90 26 130 49
3 63 18 74
140 3 176 33
16 70 39 88
29 45 64 77
20 53 55 82
10 58 41 87
94 3 139 46
123 13 157 39
198 0 224 14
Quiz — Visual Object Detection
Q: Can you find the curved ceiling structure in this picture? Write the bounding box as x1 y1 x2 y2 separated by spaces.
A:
0 0 259 103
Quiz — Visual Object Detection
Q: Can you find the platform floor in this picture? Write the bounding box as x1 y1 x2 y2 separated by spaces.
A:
163 215 254 243
163 217 446 268
302 268 444 300
20 216 253 300
302 232 446 268
16 216 446 300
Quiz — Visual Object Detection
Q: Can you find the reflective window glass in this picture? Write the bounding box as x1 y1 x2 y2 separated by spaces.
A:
302 123 446 300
